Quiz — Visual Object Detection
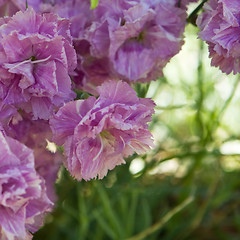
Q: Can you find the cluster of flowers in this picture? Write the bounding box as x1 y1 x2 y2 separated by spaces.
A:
1 0 232 239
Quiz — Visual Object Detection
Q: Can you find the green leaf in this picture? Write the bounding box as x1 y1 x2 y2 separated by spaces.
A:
90 0 99 9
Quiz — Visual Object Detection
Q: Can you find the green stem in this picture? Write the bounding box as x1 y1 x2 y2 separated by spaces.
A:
187 0 208 26
205 77 239 142
126 195 194 240
216 77 239 123
177 163 220 240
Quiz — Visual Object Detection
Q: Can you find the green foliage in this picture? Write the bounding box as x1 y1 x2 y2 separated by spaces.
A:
90 0 99 9
33 17 240 240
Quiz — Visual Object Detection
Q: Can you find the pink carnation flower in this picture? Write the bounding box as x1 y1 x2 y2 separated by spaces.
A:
197 0 240 74
50 80 155 181
0 7 77 119
87 0 186 83
38 0 98 94
69 0 186 94
5 115 62 202
0 132 52 240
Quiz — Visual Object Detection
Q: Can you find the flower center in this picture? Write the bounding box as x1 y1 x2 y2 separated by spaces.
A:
129 31 145 43
100 130 110 138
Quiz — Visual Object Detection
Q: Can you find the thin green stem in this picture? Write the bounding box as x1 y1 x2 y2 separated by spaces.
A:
177 162 220 240
196 40 205 142
126 195 194 240
187 0 208 26
205 77 240 142
155 104 186 110
217 77 239 122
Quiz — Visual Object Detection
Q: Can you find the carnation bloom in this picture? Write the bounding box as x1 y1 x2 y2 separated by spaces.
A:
40 0 93 38
38 0 98 94
5 115 62 202
86 0 186 83
50 80 155 181
0 7 77 119
197 0 240 74
73 55 114 95
0 132 52 240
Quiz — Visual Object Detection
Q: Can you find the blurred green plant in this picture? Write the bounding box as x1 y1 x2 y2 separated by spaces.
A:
90 0 99 9
33 5 240 240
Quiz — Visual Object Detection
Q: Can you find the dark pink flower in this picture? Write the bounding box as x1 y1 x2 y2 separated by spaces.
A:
50 80 155 181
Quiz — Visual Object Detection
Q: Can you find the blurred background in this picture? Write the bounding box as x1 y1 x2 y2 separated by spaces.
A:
33 7 240 240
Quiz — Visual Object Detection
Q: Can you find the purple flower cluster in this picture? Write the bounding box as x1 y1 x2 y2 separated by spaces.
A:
0 0 199 237
0 6 74 238
27 0 188 93
78 0 187 92
197 0 240 74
